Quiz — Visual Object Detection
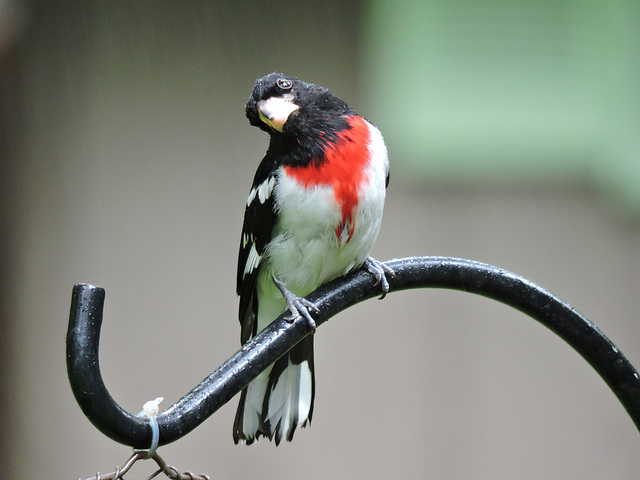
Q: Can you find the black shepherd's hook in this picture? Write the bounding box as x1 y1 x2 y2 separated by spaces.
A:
67 256 640 449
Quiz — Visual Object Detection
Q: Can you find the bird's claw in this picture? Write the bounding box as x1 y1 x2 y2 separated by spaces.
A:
364 257 395 299
284 297 319 332
273 276 319 332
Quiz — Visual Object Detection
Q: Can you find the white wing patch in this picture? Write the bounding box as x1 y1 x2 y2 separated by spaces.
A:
258 176 276 203
246 176 276 206
242 232 253 248
246 190 256 206
243 242 261 277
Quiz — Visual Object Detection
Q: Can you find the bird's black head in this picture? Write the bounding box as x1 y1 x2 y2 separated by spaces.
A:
245 73 352 137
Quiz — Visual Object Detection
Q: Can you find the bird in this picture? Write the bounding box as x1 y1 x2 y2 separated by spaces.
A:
233 72 392 445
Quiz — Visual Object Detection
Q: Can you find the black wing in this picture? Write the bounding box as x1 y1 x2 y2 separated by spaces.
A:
236 155 278 344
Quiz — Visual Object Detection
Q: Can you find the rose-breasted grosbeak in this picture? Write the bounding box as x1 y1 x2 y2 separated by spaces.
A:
233 73 392 445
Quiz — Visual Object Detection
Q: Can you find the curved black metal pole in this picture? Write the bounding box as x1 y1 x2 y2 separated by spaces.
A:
67 256 640 449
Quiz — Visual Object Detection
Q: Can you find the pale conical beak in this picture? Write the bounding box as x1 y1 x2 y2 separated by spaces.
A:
257 96 300 132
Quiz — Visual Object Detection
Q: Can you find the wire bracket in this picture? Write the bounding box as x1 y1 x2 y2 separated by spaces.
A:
78 451 210 480
67 256 640 451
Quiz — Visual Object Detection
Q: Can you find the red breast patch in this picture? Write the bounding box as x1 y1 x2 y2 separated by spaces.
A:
284 115 371 245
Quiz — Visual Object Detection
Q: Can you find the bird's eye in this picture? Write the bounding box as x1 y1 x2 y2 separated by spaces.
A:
276 78 293 92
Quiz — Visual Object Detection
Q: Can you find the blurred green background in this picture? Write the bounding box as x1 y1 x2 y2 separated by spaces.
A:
363 0 640 215
1 1 639 480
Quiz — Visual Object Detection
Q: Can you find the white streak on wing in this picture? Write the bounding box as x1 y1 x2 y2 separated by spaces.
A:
242 233 252 248
246 188 257 206
246 176 276 206
243 243 261 277
258 176 276 204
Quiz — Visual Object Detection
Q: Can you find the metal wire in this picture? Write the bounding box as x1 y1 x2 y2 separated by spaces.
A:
79 451 210 480
67 256 640 450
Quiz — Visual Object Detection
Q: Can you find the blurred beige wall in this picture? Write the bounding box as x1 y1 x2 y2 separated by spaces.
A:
3 2 640 479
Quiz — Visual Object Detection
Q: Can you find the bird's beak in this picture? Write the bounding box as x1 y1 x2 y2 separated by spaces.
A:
257 96 300 132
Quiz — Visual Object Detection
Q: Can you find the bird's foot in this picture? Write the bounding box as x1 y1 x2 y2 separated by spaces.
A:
364 257 395 299
273 277 320 332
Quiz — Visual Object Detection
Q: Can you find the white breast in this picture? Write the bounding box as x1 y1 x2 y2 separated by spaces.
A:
262 120 388 301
